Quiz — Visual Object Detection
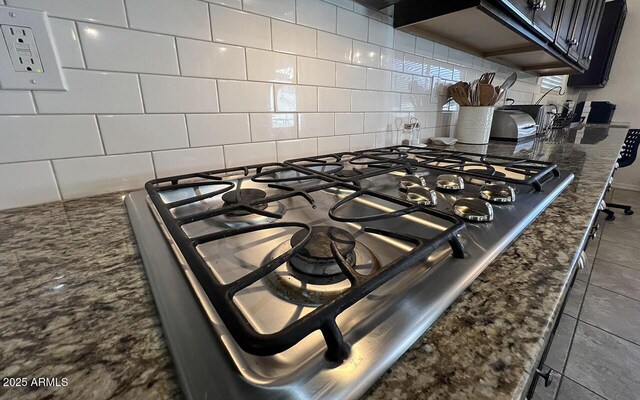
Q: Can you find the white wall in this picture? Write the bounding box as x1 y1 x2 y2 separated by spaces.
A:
0 0 548 210
581 0 640 190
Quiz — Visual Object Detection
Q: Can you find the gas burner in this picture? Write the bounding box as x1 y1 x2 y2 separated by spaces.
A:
335 169 363 179
453 198 494 222
263 226 380 306
289 226 355 280
436 174 465 191
480 183 516 203
222 189 268 216
399 175 426 191
405 186 437 206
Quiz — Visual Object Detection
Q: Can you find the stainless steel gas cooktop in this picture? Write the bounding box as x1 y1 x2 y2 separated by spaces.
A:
125 145 573 400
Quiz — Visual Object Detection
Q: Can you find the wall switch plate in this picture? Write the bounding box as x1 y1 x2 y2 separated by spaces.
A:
0 6 66 90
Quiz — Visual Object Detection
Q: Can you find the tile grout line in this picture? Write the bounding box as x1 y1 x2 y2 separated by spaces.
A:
578 318 640 348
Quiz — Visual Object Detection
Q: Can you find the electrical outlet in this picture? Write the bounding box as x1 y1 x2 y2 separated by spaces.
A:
0 6 66 90
1 25 44 73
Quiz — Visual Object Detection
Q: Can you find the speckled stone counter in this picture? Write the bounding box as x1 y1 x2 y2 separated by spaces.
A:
0 125 628 400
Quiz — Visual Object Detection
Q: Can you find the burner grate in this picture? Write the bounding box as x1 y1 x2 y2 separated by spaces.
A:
146 162 466 363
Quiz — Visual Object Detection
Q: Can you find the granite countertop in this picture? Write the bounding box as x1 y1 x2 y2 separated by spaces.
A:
0 125 627 400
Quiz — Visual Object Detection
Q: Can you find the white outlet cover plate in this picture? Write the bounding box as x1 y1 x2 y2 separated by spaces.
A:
0 5 67 90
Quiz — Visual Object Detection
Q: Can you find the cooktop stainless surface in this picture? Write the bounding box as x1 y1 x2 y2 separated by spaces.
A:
125 146 573 400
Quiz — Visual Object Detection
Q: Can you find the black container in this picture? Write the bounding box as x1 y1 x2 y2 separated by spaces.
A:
587 101 617 124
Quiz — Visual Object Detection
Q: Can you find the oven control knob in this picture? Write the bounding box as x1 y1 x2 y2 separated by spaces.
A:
436 174 465 191
480 183 516 203
406 186 437 206
453 198 494 222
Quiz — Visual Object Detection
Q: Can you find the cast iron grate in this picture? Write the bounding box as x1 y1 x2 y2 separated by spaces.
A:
146 161 465 363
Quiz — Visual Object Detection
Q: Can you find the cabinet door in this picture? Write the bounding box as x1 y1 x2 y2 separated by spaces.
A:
556 0 576 52
567 0 590 61
534 0 564 41
503 0 536 21
579 0 605 68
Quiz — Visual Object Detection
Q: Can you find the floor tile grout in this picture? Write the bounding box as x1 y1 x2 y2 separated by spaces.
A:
577 318 640 348
587 281 640 303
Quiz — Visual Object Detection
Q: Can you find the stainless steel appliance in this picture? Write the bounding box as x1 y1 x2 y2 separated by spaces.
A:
503 104 557 134
490 109 537 140
125 146 573 400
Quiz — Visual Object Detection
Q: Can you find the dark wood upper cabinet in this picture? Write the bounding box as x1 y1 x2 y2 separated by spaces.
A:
533 0 564 41
503 0 535 21
380 0 609 75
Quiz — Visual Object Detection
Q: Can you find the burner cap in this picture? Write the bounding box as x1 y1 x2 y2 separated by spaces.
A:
406 186 437 206
335 169 362 178
436 174 465 191
222 188 267 204
221 188 268 216
399 175 426 191
290 226 355 261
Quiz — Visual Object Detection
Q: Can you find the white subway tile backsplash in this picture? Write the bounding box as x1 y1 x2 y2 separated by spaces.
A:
153 146 225 177
53 153 155 199
350 133 375 151
318 87 350 112
297 57 336 87
366 68 391 91
298 113 335 138
433 43 449 62
0 0 550 209
99 114 188 154
378 92 401 111
318 135 349 153
224 142 276 167
415 37 434 58
218 80 274 112
380 47 404 71
393 31 415 53
250 113 297 141
206 0 242 8
325 0 354 11
336 63 366 89
276 138 317 161
177 39 246 79
272 20 316 57
375 131 397 147
78 24 179 75
275 85 317 112
350 90 378 112
352 41 380 68
140 75 219 113
0 161 60 209
243 0 295 21
403 53 424 75
210 4 271 49
391 72 412 93
7 0 127 26
48 18 84 68
34 70 143 114
335 113 364 135
296 0 337 32
364 112 389 133
126 0 210 40
368 19 393 48
0 91 35 115
317 32 352 63
411 76 432 95
0 115 102 163
336 8 368 41
247 49 297 83
187 113 250 147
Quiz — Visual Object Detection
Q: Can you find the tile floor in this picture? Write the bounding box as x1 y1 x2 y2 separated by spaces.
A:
532 188 640 400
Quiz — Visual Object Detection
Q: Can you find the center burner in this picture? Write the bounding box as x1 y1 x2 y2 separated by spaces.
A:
263 226 380 306
289 226 355 279
222 188 268 216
